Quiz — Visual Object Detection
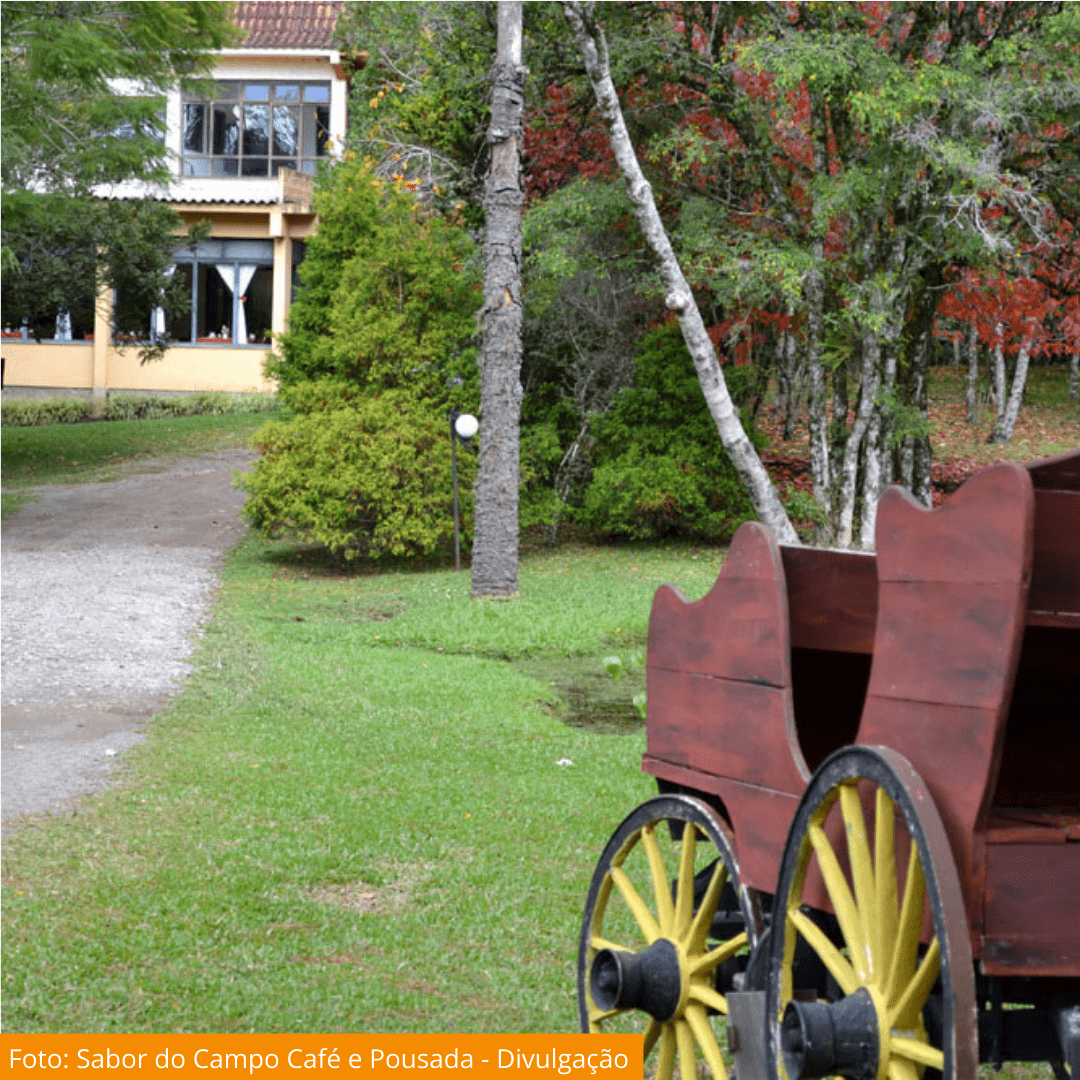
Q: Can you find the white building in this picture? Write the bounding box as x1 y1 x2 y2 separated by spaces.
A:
3 1 347 402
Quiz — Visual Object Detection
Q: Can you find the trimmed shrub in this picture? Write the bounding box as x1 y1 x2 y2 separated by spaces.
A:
1 392 277 427
241 385 475 560
0 397 92 427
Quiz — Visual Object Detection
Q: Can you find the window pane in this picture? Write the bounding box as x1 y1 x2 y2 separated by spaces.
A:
243 104 270 157
244 83 270 101
215 81 239 100
275 84 300 101
304 83 330 102
241 157 269 176
167 264 194 342
197 264 233 341
273 105 298 156
301 104 331 158
183 104 206 153
182 157 210 176
212 157 239 177
212 104 240 155
245 267 273 343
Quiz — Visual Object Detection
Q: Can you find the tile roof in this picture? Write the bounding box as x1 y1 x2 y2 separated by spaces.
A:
234 1 344 50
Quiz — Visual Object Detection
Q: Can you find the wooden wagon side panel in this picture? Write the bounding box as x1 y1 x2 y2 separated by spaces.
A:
644 521 810 882
856 461 1035 948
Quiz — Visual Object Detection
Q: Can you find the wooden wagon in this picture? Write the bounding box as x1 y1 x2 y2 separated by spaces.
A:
578 450 1080 1080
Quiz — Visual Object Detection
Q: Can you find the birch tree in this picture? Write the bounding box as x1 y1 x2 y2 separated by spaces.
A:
562 1 800 546
471 1 527 596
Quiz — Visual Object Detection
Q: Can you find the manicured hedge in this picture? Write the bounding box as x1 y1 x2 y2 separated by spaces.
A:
1 392 278 427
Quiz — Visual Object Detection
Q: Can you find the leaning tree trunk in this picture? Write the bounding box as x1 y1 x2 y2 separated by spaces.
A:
563 1 799 546
471 0 525 598
965 323 979 424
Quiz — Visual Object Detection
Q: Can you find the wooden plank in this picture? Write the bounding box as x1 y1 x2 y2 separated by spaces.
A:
646 669 807 794
858 461 1035 935
648 522 791 687
781 545 877 654
982 842 1080 977
646 521 810 789
869 580 1034 710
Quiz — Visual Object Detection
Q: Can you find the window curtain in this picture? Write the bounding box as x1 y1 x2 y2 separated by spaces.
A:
214 264 258 343
153 265 176 339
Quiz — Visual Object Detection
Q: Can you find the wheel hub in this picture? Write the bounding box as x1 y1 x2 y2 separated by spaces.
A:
780 988 880 1080
590 939 683 1023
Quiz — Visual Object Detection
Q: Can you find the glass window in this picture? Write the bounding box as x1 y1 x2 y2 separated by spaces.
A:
167 241 275 345
183 104 206 153
182 81 332 177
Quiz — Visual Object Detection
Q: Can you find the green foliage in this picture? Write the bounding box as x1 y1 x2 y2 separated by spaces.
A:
268 157 480 397
336 1 495 215
1 3 235 356
578 324 757 541
518 420 565 531
242 384 475 561
1 393 277 427
0 397 92 427
253 155 481 561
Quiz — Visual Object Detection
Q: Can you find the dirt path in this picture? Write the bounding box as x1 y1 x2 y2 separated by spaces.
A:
1 450 255 829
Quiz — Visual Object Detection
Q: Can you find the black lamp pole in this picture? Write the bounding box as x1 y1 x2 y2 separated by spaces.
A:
450 409 463 572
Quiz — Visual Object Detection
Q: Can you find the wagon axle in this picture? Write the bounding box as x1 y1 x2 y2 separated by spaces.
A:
589 941 682 1023
779 990 879 1080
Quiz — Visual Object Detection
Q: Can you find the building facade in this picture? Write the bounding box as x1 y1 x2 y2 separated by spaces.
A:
2 1 346 402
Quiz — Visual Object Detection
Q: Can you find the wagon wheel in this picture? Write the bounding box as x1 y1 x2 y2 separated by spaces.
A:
766 746 977 1080
579 794 762 1080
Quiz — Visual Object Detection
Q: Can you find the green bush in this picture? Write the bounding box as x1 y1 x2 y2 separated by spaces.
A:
245 158 483 561
241 385 475 560
0 397 92 427
577 322 756 540
103 392 278 421
267 157 480 397
1 392 277 427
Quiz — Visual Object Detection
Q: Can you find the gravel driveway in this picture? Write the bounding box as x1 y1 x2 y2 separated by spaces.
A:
1 450 255 829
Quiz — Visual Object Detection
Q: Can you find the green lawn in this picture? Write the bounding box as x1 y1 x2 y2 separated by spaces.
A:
1 530 722 1033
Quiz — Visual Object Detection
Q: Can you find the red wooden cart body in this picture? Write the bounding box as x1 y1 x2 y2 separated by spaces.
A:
643 450 1080 977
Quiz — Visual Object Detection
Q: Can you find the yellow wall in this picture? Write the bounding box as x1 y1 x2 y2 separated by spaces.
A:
2 342 94 390
2 342 274 395
108 345 275 393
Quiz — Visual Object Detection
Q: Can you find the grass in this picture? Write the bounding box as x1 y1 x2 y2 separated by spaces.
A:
1 528 722 1033
0 410 280 519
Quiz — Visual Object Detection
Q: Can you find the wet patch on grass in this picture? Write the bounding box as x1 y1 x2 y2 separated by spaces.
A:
516 656 646 735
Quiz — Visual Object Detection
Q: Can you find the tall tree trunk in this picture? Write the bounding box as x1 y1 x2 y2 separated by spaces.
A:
563 0 799 546
990 324 1007 431
965 322 979 423
1070 351 1078 399
988 336 1032 444
471 0 525 597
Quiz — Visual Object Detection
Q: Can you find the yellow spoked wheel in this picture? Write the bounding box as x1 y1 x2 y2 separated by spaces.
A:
579 794 761 1080
766 747 977 1080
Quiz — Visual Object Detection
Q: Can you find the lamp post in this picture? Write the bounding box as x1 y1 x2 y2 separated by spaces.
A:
449 409 479 571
